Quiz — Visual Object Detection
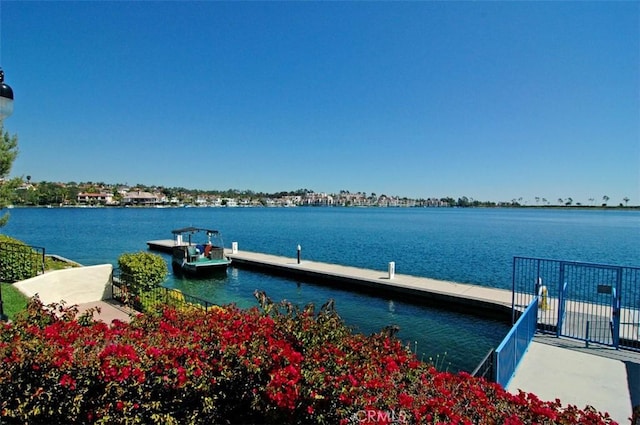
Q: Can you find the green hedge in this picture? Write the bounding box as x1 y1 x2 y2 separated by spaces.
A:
0 234 43 283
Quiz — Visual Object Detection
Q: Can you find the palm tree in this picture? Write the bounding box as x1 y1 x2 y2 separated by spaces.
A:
623 197 630 207
602 195 609 206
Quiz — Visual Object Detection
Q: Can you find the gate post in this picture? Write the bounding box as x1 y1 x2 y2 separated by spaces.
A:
557 263 566 338
611 284 621 349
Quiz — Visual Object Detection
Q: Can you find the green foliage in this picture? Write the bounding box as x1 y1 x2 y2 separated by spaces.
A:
0 282 29 320
44 256 80 271
126 286 192 314
117 251 168 294
0 234 43 283
0 125 19 226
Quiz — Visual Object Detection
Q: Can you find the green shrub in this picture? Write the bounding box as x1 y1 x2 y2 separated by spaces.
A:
0 234 43 283
128 286 185 314
117 251 168 295
44 255 80 271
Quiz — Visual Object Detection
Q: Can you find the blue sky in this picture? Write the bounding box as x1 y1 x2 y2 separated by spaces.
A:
1 1 638 205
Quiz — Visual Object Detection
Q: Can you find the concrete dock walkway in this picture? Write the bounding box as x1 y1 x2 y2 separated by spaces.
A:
508 334 640 424
224 248 515 318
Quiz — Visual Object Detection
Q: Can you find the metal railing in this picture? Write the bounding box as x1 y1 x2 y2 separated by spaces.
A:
493 294 539 388
0 241 46 283
471 348 495 381
112 269 219 313
512 257 639 351
473 256 640 384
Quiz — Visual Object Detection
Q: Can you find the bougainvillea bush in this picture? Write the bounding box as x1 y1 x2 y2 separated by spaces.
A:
0 293 618 425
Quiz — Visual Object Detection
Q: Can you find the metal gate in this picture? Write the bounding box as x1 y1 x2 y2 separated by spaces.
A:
513 257 640 351
557 262 621 347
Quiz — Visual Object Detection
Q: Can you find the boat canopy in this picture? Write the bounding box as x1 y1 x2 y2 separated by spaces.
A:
171 227 220 235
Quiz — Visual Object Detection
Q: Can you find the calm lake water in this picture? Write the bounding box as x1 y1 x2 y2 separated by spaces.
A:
3 207 639 372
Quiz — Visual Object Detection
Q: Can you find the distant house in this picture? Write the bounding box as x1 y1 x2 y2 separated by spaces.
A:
303 192 334 206
77 192 113 205
122 191 159 205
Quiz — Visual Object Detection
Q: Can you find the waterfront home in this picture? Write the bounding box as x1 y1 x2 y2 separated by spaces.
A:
122 190 160 206
77 192 113 205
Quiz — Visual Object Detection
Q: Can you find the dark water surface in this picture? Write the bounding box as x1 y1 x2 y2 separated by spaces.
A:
4 207 638 371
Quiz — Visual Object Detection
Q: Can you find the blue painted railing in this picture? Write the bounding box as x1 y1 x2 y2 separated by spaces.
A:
493 295 539 388
512 257 639 351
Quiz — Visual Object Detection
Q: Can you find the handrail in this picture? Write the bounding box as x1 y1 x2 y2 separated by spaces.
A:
471 348 495 381
493 294 539 388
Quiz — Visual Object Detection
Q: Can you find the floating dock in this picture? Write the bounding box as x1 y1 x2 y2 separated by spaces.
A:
146 239 186 253
147 240 514 318
222 248 514 320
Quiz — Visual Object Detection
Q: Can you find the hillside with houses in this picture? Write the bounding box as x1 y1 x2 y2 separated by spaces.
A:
9 180 633 209
12 181 454 208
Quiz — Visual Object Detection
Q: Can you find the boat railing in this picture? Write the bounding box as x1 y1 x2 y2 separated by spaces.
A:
209 246 225 260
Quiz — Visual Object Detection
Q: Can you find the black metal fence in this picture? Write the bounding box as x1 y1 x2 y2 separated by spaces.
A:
0 241 46 283
111 268 219 313
471 348 494 381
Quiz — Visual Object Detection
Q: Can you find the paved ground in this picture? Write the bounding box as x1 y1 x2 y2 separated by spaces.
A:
508 334 640 424
76 299 135 323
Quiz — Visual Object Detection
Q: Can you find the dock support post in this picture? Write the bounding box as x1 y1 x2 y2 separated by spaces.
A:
232 242 238 254
388 261 395 279
297 244 301 264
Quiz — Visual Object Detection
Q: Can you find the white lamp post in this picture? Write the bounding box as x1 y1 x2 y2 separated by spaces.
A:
0 68 13 321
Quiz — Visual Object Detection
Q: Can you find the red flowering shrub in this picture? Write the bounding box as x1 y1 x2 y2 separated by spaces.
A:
0 293 619 424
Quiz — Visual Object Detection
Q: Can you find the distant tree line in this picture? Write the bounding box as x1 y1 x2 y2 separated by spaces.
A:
5 178 636 209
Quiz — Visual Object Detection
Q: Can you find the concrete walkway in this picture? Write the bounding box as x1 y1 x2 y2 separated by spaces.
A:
223 249 515 318
508 334 640 424
76 300 135 323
